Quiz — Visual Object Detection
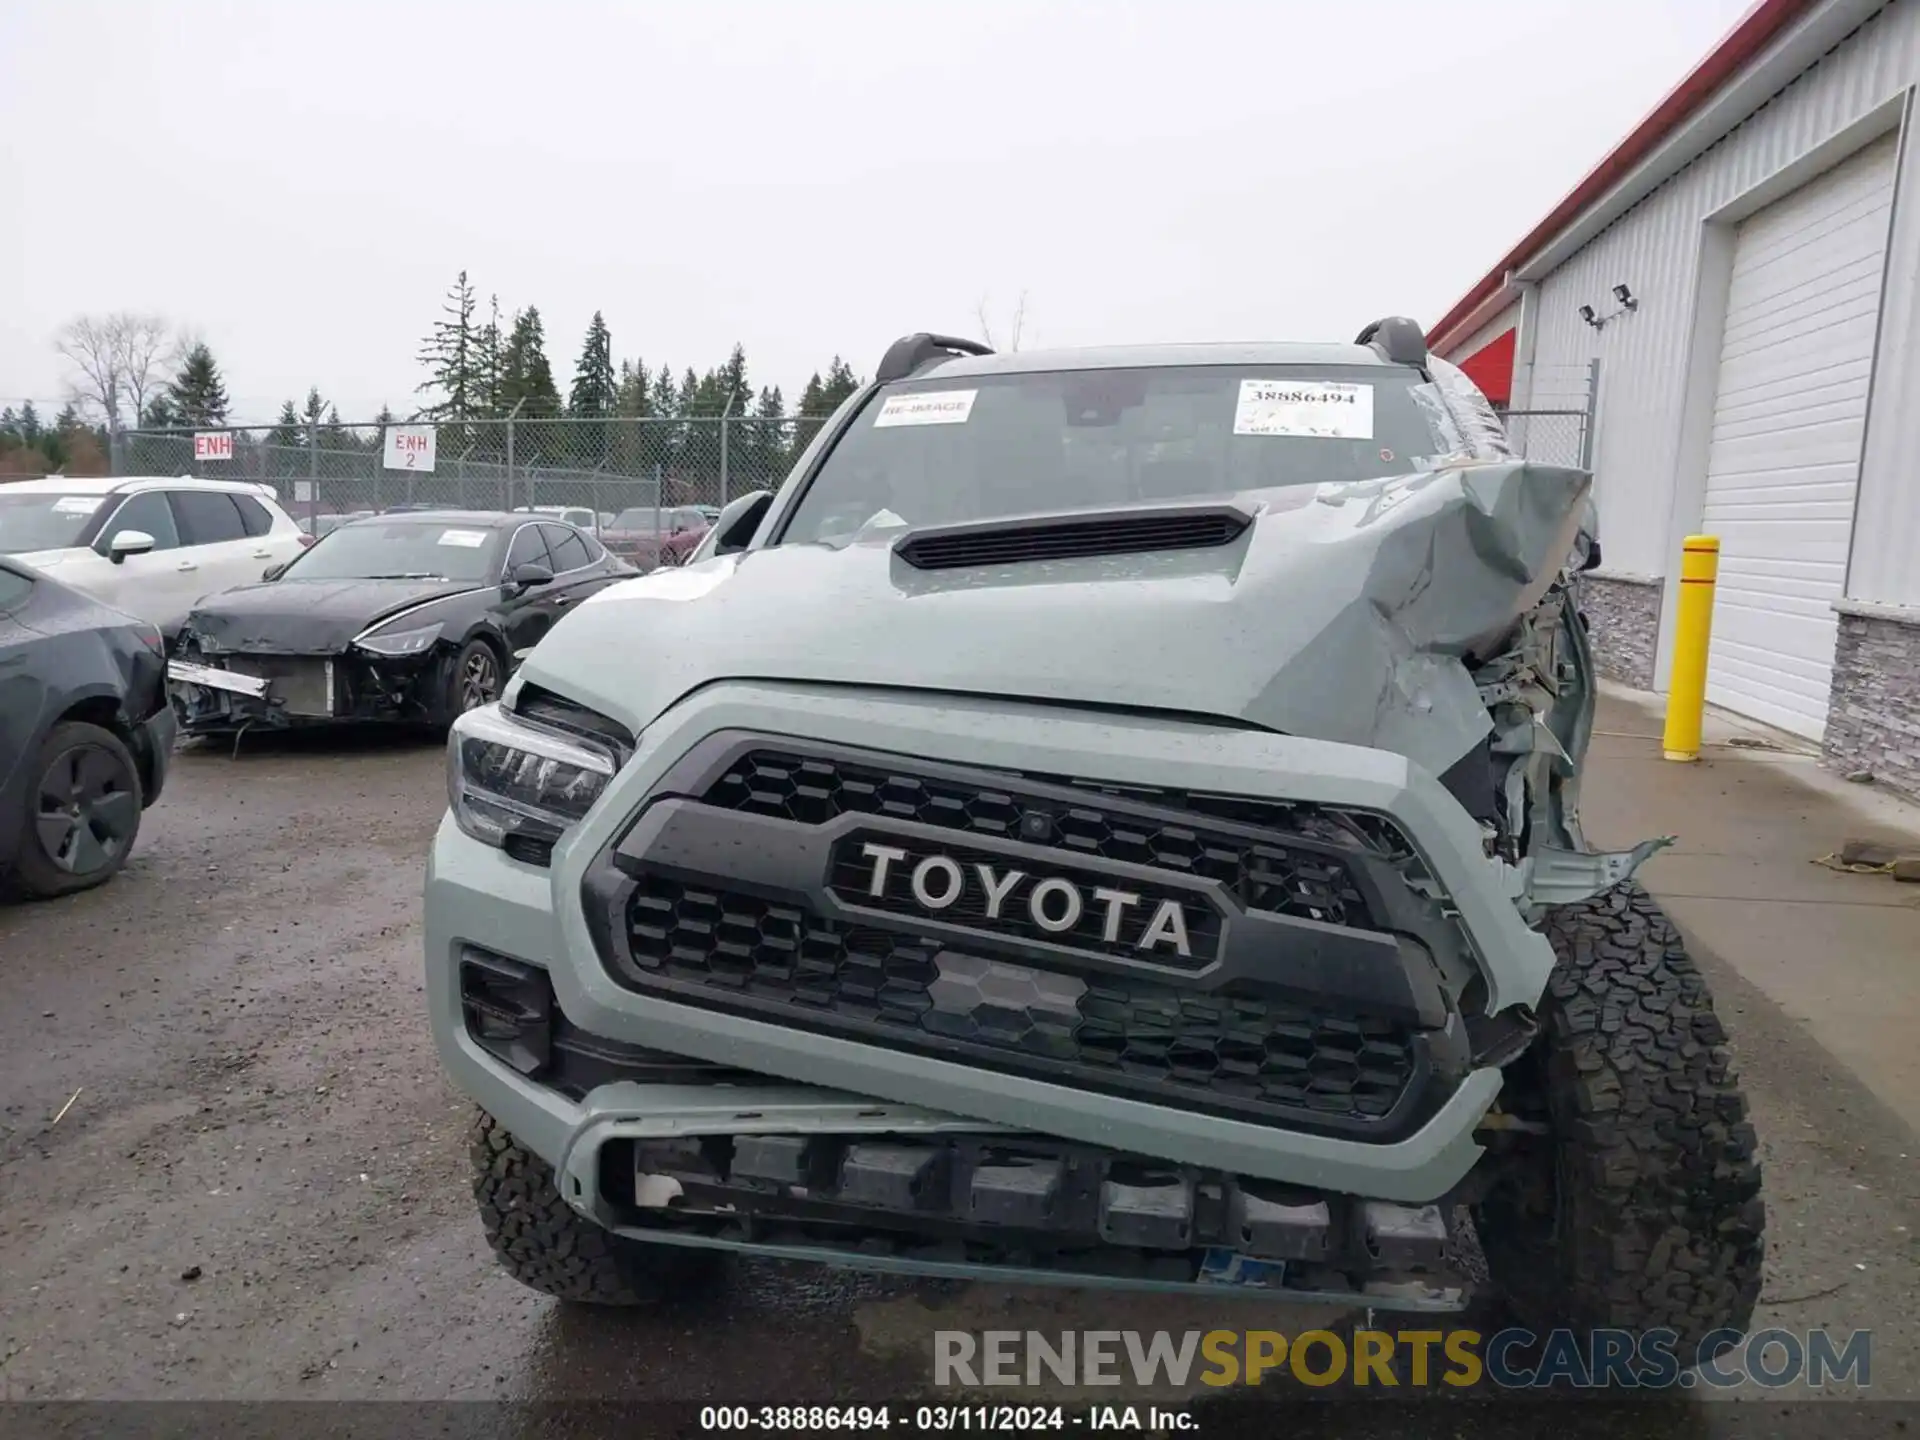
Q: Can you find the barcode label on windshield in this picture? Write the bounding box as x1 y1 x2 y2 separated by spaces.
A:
1233 380 1373 439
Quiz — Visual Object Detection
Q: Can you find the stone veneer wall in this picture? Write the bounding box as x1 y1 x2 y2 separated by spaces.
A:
1825 604 1920 803
1576 573 1664 691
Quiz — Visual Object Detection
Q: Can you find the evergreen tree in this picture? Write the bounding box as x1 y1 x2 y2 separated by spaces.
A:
680 366 704 413
569 312 617 418
370 405 396 463
614 358 650 416
143 394 180 427
821 356 861 410
168 343 230 426
747 384 789 487
269 399 303 450
301 387 330 446
567 311 617 463
717 343 749 413
794 371 831 452
417 270 480 420
610 359 651 476
19 400 42 446
498 307 561 418
53 403 82 435
475 295 504 417
641 363 681 483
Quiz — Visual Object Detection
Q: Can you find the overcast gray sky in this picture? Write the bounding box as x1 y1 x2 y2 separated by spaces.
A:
2 0 1754 425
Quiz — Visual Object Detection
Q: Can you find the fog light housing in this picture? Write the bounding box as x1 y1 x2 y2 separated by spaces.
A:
459 947 553 1076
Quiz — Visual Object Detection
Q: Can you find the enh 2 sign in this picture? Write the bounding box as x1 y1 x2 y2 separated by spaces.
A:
193 432 233 462
383 425 437 472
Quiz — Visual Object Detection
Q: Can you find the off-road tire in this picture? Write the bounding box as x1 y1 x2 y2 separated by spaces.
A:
1477 883 1764 1360
468 1108 720 1305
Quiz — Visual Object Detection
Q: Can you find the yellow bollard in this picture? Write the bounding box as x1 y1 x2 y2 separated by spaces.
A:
1662 534 1721 761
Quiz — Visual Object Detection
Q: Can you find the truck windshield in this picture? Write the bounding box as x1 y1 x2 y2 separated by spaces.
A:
779 364 1463 545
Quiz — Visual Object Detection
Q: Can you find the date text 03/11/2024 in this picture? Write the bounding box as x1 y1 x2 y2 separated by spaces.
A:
698 1406 1188 1432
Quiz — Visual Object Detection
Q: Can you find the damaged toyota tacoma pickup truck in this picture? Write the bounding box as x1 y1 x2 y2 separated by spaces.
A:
427 320 1763 1352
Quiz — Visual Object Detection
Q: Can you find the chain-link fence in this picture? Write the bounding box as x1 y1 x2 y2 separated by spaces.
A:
114 415 832 534
1494 358 1600 470
1495 407 1590 468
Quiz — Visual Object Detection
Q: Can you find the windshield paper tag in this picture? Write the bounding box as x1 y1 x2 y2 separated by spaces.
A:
53 496 102 515
437 529 488 548
1234 380 1373 439
873 390 978 428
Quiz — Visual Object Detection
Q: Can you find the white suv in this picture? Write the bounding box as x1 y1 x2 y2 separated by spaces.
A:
0 475 310 635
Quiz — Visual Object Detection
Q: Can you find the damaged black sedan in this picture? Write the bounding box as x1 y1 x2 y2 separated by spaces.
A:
167 510 634 734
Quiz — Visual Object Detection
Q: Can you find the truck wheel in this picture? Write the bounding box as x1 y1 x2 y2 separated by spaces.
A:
468 1108 719 1305
1475 884 1764 1363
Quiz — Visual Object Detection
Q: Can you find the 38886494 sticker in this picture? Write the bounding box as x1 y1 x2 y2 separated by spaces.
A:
1233 379 1374 439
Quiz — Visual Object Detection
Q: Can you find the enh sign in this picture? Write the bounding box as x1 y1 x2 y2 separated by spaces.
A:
383 425 437 472
193 432 233 462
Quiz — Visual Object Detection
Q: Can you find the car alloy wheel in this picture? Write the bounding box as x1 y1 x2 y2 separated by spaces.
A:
36 742 139 877
460 647 500 711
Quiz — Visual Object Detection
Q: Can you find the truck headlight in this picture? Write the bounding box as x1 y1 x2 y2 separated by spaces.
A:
355 620 444 656
447 702 616 853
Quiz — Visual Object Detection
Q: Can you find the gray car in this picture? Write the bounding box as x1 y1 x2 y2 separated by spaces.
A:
427 322 1762 1359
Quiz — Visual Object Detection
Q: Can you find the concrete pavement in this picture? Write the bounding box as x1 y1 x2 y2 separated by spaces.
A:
1584 683 1920 1134
1580 684 1920 1401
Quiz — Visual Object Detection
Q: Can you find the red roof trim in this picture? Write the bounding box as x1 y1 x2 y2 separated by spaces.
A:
1457 328 1517 407
1426 0 1821 348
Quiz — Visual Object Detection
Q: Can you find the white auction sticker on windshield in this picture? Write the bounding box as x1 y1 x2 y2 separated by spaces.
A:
53 495 101 515
437 529 488 548
1233 380 1374 439
872 390 978 428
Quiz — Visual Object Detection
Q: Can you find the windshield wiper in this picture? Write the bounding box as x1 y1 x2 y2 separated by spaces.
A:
362 571 445 580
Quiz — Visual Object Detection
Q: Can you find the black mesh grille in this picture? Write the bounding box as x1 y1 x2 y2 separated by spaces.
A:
701 751 1377 931
624 876 1418 1127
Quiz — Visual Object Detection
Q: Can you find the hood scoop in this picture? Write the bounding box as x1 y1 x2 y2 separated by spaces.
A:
894 502 1252 571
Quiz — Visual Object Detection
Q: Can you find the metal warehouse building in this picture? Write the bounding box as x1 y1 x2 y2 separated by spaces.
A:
1429 0 1920 801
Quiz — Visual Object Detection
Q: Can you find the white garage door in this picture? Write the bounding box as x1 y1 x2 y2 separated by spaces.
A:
1701 133 1897 740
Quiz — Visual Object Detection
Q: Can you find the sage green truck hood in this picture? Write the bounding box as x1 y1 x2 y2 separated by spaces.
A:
517 461 1591 778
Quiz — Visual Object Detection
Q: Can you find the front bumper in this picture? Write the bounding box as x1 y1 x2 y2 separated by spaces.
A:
427 680 1555 1210
169 650 440 730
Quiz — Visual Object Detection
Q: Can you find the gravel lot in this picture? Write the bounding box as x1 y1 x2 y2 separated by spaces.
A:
2 730 1917 1428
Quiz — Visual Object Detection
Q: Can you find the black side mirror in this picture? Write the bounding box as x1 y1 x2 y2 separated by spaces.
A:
510 561 554 592
1582 538 1603 572
711 490 774 556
